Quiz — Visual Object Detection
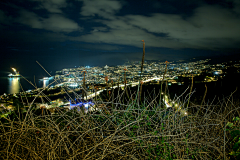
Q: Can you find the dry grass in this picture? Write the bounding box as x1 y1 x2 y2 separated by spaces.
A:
1 86 240 159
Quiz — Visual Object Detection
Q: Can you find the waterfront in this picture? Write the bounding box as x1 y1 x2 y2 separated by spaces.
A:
0 58 60 95
0 73 55 95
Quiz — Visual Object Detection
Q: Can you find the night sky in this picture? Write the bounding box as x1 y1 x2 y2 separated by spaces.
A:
1 0 240 73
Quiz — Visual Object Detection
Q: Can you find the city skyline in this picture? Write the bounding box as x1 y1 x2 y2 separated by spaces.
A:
1 0 240 72
2 57 237 95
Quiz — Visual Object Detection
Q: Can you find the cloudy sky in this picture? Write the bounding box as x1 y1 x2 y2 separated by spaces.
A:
1 0 240 72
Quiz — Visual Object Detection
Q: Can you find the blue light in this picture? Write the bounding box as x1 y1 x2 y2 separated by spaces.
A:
69 98 94 110
214 71 219 75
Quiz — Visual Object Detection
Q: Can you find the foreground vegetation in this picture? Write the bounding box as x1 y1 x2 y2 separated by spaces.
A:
1 86 240 159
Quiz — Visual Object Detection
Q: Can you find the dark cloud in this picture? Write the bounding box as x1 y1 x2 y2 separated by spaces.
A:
0 0 82 33
43 14 82 32
1 0 239 50
0 10 13 25
0 0 240 68
17 10 82 32
79 0 124 19
125 5 240 49
92 27 108 32
31 0 67 13
17 10 42 29
232 0 240 14
152 0 200 15
0 10 6 22
72 1 240 50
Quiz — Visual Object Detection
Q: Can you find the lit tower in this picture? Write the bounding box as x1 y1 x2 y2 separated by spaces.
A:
104 65 109 73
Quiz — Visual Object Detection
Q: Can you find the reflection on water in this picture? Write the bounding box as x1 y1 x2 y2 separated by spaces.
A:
8 77 20 94
6 77 53 95
43 79 49 88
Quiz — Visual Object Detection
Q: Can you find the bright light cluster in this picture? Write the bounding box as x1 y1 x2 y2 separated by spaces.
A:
69 99 95 110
